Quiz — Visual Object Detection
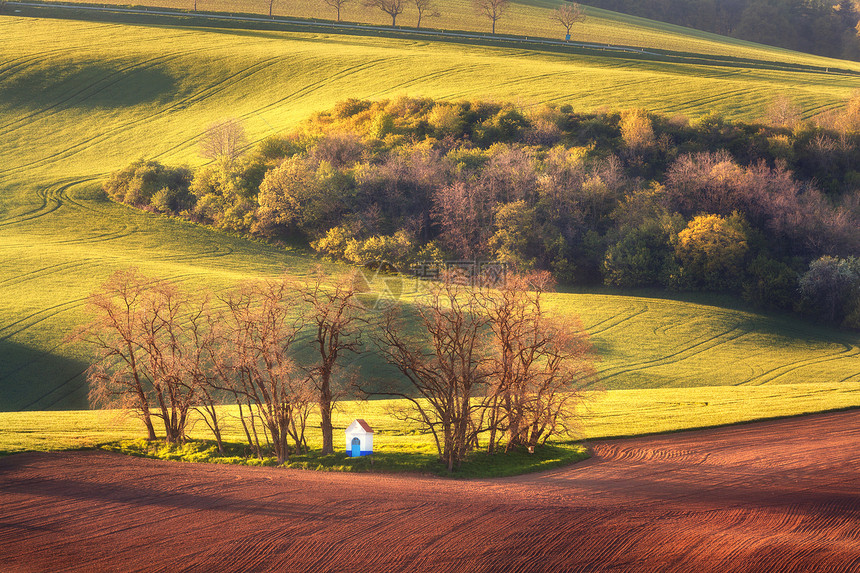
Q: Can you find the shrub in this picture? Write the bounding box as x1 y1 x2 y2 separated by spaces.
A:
104 159 192 208
799 255 860 325
675 213 750 291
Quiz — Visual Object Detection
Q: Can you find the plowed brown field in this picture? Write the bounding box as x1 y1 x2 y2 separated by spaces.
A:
2 410 860 572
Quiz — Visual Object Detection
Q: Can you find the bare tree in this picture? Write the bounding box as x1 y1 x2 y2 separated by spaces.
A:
200 118 247 162
323 0 352 21
268 0 276 16
413 0 440 28
220 278 310 463
370 273 490 472
432 181 495 259
765 94 802 129
186 300 229 454
76 269 159 441
551 3 586 41
480 272 595 452
76 269 203 444
473 0 508 34
296 269 365 455
365 0 406 26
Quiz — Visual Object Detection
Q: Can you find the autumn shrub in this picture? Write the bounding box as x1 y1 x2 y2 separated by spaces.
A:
103 159 192 208
675 213 750 291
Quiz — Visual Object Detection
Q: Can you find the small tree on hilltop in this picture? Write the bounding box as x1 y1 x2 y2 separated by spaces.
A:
365 0 406 26
473 0 508 34
323 0 352 21
551 3 586 41
414 0 440 28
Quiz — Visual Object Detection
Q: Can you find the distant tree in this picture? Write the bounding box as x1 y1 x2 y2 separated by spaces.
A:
765 94 802 129
489 200 540 271
551 3 586 41
799 255 860 324
473 0 509 33
603 215 684 288
432 181 495 259
675 213 750 291
323 0 352 21
619 108 656 151
200 118 247 162
254 156 319 237
103 159 193 208
413 0 440 28
364 0 406 26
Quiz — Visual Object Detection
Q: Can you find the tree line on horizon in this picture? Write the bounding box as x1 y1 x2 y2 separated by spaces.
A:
192 0 588 39
105 96 860 329
580 0 860 61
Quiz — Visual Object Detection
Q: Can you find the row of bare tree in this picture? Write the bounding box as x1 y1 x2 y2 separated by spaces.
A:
75 268 595 470
76 268 363 463
242 0 586 38
371 271 595 471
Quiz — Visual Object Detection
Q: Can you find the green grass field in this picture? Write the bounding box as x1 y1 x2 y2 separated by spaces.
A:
2 383 857 456
1 7 859 441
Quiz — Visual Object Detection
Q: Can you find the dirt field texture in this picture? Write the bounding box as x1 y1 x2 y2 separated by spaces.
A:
1 410 859 572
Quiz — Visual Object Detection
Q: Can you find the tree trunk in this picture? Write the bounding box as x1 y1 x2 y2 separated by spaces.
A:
320 400 334 455
143 414 157 441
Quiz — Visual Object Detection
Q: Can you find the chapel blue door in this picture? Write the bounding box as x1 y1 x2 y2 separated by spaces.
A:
351 437 361 457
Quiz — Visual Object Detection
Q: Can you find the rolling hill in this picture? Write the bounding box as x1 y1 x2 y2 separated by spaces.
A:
1 8 859 411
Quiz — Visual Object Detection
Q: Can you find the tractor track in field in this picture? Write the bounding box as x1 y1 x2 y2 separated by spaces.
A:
596 324 753 382
743 342 860 386
2 410 860 572
0 42 294 179
0 298 86 342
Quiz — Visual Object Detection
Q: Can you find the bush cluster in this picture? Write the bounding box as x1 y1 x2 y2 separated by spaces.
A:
105 97 860 327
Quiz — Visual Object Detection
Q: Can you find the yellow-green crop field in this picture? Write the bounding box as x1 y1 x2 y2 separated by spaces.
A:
0 8 858 447
2 382 858 455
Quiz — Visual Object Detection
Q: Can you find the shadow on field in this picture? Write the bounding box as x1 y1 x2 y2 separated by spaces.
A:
0 339 89 411
0 60 180 110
